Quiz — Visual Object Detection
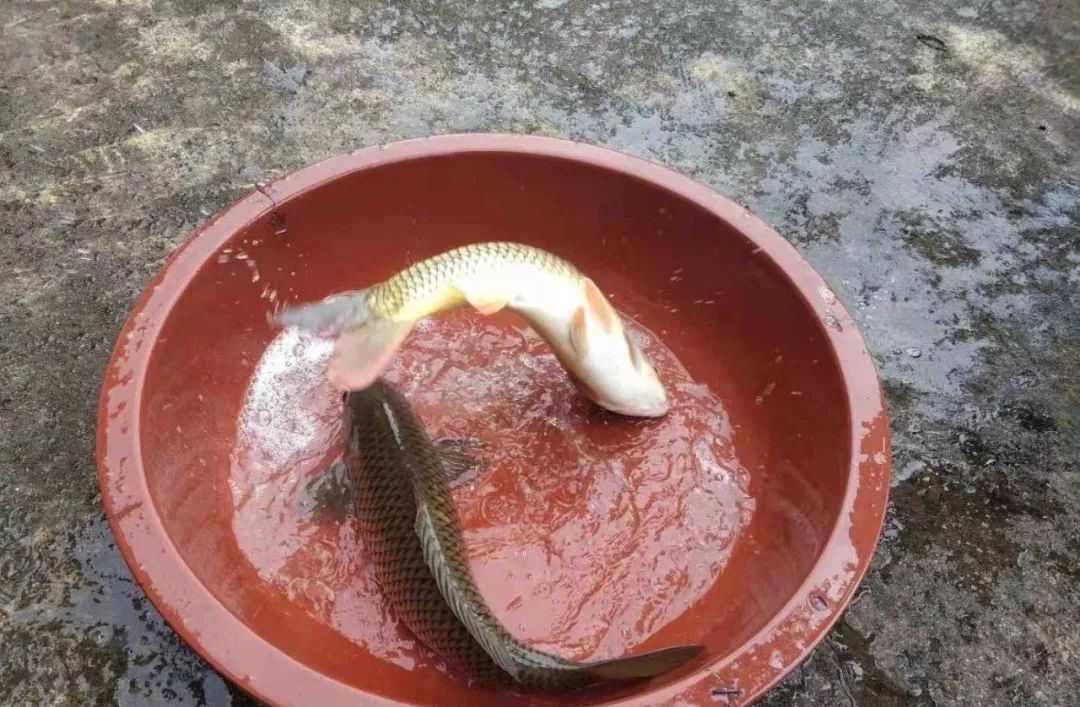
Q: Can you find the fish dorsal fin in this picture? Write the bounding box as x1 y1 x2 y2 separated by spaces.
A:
413 503 520 678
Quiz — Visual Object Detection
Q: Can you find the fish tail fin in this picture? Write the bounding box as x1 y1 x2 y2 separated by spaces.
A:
328 317 415 391
272 290 414 392
273 289 372 336
580 645 704 682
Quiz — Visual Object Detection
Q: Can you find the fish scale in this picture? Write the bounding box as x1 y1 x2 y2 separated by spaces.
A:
344 380 703 690
367 242 581 319
347 381 573 687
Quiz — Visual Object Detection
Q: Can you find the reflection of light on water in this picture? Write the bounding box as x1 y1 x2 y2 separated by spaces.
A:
238 328 333 465
229 309 755 670
230 327 337 577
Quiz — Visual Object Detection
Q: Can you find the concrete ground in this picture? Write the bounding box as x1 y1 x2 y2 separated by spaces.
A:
1 0 1077 705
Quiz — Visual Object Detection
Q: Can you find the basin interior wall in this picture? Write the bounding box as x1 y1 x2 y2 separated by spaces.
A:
138 152 849 705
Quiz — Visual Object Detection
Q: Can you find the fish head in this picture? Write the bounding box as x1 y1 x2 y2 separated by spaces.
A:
560 279 670 418
576 334 670 417
564 321 668 418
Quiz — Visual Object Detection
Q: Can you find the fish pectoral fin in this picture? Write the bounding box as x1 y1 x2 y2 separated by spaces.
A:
568 277 621 357
568 305 590 356
454 277 509 315
582 278 619 333
292 458 354 519
582 644 704 681
413 503 521 679
466 294 507 316
434 439 486 483
327 319 414 391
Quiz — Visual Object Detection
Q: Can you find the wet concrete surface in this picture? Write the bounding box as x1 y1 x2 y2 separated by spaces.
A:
0 1 1076 705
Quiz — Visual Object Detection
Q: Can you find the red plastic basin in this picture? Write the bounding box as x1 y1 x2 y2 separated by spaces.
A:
97 134 889 706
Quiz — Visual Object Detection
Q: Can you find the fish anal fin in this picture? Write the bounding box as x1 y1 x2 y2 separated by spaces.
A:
328 319 414 391
582 278 619 333
568 305 589 356
583 644 704 681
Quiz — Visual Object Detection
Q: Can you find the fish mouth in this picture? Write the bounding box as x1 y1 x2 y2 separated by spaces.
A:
597 397 670 418
569 377 669 418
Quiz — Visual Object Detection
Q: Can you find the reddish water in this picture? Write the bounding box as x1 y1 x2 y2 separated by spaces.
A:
229 308 753 679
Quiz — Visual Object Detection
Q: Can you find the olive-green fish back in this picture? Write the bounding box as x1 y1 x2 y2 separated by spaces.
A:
345 380 703 690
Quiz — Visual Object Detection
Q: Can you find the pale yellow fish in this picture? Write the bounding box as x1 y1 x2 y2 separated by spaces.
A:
274 242 669 417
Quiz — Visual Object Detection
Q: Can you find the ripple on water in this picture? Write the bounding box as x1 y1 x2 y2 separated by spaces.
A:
230 308 754 671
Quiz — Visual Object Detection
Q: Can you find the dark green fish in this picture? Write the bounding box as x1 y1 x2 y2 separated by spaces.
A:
338 379 704 690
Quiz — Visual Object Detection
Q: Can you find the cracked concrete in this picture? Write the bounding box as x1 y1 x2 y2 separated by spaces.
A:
1 0 1077 705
